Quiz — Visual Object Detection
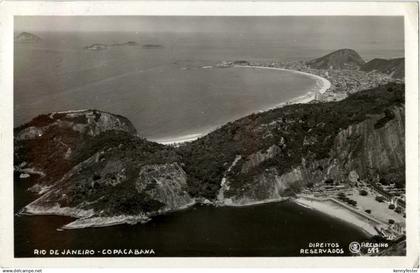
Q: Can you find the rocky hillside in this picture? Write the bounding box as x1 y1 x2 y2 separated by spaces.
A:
307 49 365 70
14 32 42 43
361 58 404 79
14 83 405 227
180 83 405 204
15 110 190 227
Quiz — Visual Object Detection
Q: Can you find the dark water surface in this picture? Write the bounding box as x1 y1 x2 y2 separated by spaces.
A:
15 179 369 257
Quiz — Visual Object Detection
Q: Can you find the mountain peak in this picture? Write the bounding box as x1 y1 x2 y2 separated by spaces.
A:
307 48 365 70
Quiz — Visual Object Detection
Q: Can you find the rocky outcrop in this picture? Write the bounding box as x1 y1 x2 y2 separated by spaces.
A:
331 106 405 177
136 163 194 211
241 144 282 173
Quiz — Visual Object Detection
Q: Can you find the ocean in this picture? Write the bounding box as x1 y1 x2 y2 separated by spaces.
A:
14 31 403 141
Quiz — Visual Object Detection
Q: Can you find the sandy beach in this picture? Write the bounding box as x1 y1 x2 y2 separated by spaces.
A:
152 132 204 145
155 65 331 145
294 196 382 236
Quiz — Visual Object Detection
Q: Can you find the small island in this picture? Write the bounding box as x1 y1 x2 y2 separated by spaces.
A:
14 32 42 43
142 44 164 49
84 41 139 51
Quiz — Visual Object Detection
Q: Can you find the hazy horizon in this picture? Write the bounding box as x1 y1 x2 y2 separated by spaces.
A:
15 16 403 44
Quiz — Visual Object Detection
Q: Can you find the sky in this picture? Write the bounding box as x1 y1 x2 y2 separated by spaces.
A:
15 16 402 35
15 16 404 51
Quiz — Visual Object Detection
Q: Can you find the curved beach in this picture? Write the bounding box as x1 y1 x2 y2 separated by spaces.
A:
155 66 331 145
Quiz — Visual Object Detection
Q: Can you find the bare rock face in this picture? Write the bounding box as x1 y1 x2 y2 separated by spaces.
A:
221 167 304 205
241 145 281 173
332 106 405 177
136 163 194 211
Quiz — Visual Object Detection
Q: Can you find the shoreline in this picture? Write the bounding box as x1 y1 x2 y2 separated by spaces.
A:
293 196 382 237
216 196 290 208
154 65 331 145
21 196 381 234
151 132 205 146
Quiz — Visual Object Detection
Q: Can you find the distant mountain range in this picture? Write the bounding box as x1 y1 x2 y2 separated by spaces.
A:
14 32 42 43
307 48 404 79
361 58 404 79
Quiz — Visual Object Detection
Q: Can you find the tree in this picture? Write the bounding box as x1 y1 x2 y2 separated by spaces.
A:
388 204 395 210
365 209 371 214
395 207 402 214
348 200 357 206
337 192 346 199
324 178 334 185
388 219 395 225
359 190 368 196
375 196 385 203
379 178 389 185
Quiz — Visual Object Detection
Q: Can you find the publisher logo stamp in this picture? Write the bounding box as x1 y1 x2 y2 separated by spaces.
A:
349 242 361 254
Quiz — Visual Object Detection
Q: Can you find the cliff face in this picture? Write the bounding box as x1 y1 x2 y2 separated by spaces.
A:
332 106 405 177
307 49 365 70
136 163 194 211
14 83 405 227
217 105 405 205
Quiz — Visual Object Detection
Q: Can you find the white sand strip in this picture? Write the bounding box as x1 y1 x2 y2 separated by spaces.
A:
217 197 289 207
152 132 204 145
294 197 380 236
62 214 150 230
